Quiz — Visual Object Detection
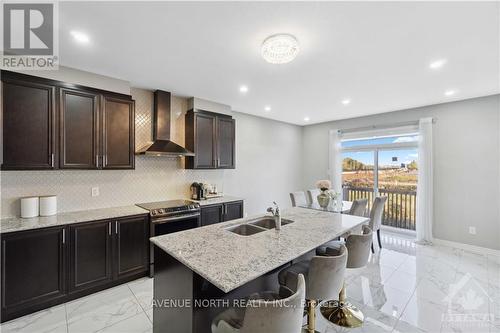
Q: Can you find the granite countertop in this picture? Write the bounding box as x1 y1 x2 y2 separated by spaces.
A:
0 205 149 233
192 195 244 206
150 207 369 293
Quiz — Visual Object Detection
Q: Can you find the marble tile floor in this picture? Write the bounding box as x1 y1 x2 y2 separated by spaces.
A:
1 231 498 333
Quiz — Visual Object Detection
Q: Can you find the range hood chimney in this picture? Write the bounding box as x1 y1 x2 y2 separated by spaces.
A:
136 90 194 156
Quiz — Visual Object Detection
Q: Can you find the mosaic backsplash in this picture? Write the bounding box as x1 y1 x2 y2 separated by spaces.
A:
0 88 224 218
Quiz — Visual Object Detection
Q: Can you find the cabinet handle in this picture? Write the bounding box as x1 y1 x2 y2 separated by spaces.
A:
62 229 65 244
108 222 111 235
96 155 99 167
225 205 228 215
115 221 118 234
51 154 54 168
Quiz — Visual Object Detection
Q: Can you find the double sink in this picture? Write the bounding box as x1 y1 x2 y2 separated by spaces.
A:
225 217 294 236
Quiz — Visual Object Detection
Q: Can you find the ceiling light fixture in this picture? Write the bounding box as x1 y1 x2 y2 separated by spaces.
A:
444 89 456 96
239 85 248 93
342 99 351 105
261 34 300 64
429 59 447 69
303 117 310 122
70 30 90 43
264 106 271 112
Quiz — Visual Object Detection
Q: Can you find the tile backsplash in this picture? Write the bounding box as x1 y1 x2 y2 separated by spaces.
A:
0 88 224 218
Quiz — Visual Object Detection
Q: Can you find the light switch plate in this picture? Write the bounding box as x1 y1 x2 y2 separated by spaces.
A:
91 187 100 197
468 226 476 235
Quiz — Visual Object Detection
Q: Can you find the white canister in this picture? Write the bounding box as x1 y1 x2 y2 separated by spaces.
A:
39 195 57 216
20 197 39 218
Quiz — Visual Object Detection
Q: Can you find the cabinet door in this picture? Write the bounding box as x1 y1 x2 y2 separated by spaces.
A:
101 96 135 169
1 227 66 320
200 204 224 226
194 113 216 168
2 79 56 170
224 201 244 221
216 117 235 169
115 216 149 279
69 220 113 293
59 88 99 169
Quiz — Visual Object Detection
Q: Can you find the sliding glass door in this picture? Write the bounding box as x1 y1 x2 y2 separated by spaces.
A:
341 134 418 231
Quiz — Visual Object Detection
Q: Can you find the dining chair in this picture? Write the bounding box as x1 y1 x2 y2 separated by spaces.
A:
289 191 308 207
306 189 321 205
369 196 388 252
349 198 368 217
211 274 306 333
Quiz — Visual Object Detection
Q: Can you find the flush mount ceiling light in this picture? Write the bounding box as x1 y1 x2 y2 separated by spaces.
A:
444 89 456 96
429 58 447 70
303 117 310 122
70 30 90 43
239 85 249 93
264 106 271 112
341 99 351 105
261 34 300 64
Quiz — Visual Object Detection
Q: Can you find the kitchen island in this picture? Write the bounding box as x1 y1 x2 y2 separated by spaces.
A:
150 207 369 333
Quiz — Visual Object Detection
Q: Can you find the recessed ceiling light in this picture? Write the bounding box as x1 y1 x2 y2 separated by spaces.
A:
444 89 456 96
70 30 90 43
342 99 351 105
239 85 248 93
429 59 447 69
303 117 310 122
264 106 271 112
261 34 300 64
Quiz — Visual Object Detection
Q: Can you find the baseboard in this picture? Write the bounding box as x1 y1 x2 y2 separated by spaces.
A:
433 238 500 256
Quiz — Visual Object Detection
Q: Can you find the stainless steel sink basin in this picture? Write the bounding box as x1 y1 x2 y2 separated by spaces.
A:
225 224 266 236
248 218 294 229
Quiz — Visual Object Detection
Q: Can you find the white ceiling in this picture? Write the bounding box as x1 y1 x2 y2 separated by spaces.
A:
59 2 500 125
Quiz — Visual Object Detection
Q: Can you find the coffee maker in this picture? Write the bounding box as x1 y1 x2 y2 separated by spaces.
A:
190 182 206 200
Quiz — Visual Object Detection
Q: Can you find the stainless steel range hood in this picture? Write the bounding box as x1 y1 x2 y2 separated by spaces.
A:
136 90 194 156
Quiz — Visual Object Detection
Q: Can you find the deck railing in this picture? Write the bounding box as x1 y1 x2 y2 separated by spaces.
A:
342 186 417 230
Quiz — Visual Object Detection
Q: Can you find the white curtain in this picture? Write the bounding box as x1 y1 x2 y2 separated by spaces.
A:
329 130 343 199
416 118 434 244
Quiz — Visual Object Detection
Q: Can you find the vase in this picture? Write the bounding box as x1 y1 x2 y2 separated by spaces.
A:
317 191 330 208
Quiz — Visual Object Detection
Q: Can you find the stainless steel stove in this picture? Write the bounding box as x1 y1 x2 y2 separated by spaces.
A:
136 199 201 276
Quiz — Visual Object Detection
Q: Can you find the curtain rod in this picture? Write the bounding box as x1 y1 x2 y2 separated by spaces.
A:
338 118 436 135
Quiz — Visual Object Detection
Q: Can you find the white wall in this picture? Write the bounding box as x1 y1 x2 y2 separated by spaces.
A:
302 95 500 250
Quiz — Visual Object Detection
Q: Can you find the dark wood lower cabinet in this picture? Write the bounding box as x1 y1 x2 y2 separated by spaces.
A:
69 220 113 293
1 226 67 321
200 201 244 226
0 214 149 323
115 216 149 279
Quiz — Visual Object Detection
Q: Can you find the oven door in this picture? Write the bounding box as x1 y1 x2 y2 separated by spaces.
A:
149 212 201 276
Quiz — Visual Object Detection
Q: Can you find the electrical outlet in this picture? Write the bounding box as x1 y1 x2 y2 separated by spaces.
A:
91 187 100 197
469 226 476 235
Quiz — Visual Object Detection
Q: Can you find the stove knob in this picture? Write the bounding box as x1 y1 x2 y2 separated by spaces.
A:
151 210 157 216
158 209 164 214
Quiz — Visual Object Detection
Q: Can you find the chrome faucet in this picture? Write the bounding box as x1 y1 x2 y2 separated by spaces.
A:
267 201 281 230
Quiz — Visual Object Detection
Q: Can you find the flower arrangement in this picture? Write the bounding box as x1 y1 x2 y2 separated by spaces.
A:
315 179 331 192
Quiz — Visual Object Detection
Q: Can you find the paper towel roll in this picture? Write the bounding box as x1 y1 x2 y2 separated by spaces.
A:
20 197 39 218
40 195 57 216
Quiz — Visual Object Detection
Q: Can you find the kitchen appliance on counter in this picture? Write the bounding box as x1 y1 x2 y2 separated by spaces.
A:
136 199 200 276
190 182 206 200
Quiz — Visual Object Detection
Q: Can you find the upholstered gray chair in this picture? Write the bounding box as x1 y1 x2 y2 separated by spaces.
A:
306 189 321 205
278 245 347 332
290 191 308 207
211 274 306 333
348 198 368 217
318 226 373 328
369 196 388 252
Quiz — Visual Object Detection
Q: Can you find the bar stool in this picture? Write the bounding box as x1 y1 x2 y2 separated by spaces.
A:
278 245 347 333
211 274 306 333
317 226 373 328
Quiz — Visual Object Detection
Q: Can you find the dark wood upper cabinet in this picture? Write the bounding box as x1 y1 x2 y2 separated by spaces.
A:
1 226 67 320
1 71 135 170
2 78 56 170
115 216 149 279
185 110 235 169
217 117 235 169
101 96 135 169
68 220 113 293
59 88 99 169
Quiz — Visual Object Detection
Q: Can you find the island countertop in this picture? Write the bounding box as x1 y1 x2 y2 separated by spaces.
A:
150 207 369 293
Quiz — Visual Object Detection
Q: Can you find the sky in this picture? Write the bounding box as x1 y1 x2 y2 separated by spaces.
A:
342 135 418 166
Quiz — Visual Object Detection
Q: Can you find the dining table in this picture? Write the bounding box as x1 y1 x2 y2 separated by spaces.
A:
298 200 353 214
